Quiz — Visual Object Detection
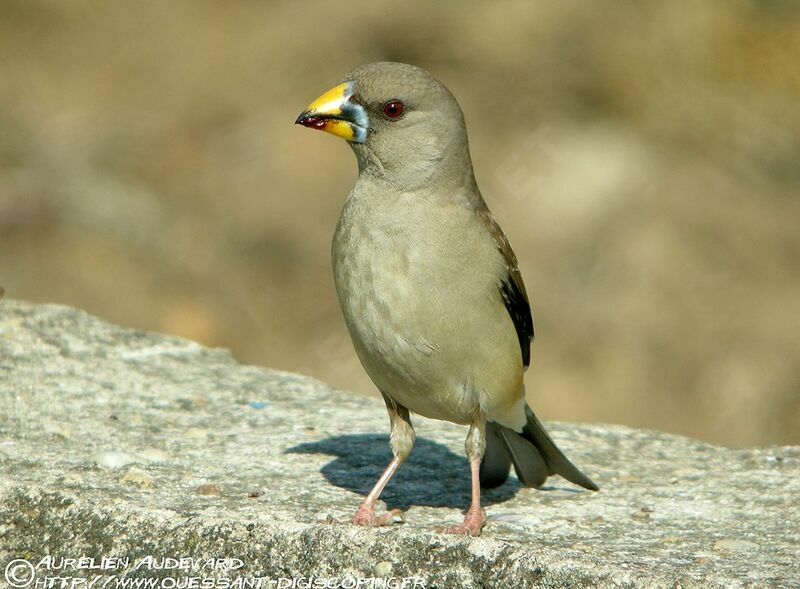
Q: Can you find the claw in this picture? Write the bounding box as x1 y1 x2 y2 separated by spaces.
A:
352 506 404 527
441 507 486 537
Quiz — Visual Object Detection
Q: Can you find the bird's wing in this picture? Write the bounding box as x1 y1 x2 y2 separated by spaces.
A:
476 206 535 368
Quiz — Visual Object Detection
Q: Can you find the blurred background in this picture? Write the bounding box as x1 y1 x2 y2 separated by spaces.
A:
1 0 798 447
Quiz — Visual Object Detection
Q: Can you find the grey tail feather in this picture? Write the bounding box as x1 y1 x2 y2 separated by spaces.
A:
480 421 512 488
480 405 599 491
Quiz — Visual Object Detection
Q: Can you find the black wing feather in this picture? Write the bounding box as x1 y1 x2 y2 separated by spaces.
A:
476 205 535 368
500 274 534 367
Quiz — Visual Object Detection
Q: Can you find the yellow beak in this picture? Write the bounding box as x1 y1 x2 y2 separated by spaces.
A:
295 81 368 143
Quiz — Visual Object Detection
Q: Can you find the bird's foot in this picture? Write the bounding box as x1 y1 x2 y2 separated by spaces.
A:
442 507 486 537
351 505 404 527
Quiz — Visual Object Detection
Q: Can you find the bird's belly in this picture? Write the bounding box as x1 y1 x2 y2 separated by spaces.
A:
336 244 460 418
332 211 522 423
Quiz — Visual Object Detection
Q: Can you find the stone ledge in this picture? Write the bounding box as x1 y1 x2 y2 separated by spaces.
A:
1 300 798 588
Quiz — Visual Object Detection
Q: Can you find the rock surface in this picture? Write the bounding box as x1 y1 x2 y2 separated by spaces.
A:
1 300 798 588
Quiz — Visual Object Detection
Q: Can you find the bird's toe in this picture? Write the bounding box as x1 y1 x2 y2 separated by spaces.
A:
441 507 486 537
351 506 404 527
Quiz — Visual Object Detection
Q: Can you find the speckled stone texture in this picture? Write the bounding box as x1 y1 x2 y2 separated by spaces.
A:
1 300 798 588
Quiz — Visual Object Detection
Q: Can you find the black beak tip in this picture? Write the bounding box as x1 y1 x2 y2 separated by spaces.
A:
295 111 309 125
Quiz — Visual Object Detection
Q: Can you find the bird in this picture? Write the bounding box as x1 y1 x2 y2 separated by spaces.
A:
295 62 598 536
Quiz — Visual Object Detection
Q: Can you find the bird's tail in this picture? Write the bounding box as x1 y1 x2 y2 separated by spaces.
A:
480 404 599 491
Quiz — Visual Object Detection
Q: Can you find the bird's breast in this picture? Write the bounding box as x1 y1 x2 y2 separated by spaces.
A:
332 199 435 354
330 187 524 423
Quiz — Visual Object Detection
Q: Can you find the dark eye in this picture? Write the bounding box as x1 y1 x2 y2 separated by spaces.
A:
382 100 404 119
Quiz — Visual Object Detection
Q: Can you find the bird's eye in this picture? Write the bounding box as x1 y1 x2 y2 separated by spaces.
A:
382 100 404 119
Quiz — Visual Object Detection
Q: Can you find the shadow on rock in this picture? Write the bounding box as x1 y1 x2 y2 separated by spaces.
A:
286 434 524 511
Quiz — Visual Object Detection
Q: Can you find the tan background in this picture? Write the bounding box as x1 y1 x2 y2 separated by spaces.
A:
1 1 798 446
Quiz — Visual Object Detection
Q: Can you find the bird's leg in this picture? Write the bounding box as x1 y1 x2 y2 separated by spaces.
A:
351 392 414 527
351 456 403 526
445 417 487 536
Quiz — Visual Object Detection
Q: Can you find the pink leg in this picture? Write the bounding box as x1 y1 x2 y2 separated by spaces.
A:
350 395 414 528
444 419 487 536
444 454 487 536
351 456 404 526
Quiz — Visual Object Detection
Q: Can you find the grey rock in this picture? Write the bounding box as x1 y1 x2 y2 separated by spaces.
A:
0 300 798 588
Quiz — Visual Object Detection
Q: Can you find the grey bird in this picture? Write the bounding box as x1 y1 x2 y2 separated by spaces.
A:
296 62 598 536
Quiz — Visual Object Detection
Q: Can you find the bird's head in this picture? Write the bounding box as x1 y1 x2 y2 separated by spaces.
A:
296 62 474 190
